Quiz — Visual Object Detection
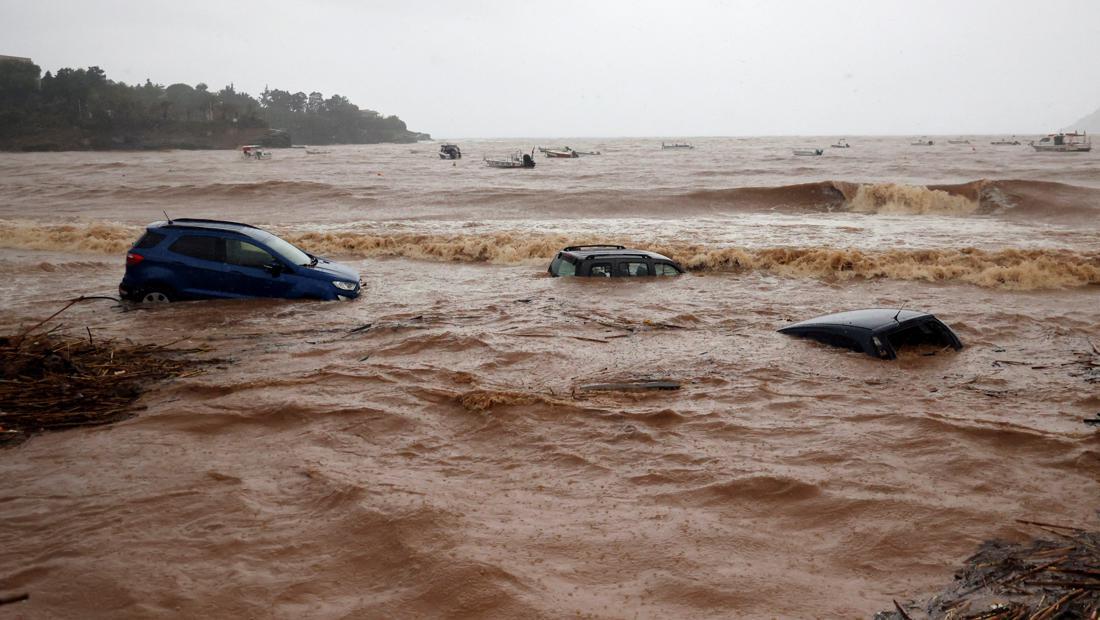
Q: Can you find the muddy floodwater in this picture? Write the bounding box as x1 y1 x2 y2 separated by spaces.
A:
1 138 1098 618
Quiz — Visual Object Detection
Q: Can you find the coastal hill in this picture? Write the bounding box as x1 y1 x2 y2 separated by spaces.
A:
0 58 429 151
1066 105 1100 133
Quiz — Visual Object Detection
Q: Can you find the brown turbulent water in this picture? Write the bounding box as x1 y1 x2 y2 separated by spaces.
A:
0 137 1098 618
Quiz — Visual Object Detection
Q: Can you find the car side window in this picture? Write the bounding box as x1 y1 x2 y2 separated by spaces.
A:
655 263 681 276
804 329 864 353
226 239 275 269
618 261 650 276
169 235 222 262
589 263 612 277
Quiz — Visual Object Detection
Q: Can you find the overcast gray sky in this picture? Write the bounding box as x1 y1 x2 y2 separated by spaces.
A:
2 0 1098 137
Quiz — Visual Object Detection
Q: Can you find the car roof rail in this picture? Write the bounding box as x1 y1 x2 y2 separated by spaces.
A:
166 218 261 230
584 252 653 260
564 244 626 251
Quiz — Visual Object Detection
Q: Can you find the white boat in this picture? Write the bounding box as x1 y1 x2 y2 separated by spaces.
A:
484 150 536 168
1030 131 1091 153
661 142 694 149
830 139 850 148
990 137 1021 145
538 146 601 156
793 148 824 156
947 139 971 145
541 147 579 158
910 139 934 146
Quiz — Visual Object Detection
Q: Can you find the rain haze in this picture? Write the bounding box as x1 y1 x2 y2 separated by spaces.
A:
2 0 1099 137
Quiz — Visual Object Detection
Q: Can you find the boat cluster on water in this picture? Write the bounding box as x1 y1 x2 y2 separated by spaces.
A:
790 131 1091 156
236 130 1091 165
473 141 691 168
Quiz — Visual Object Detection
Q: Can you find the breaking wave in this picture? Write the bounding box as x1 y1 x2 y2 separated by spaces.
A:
49 180 366 202
1 221 1096 290
681 179 1100 220
12 178 1099 221
0 221 144 254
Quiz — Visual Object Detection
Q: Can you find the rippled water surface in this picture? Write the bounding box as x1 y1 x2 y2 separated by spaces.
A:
0 138 1098 618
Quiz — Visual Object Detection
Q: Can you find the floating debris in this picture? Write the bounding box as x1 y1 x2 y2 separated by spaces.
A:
579 380 681 392
876 520 1100 619
0 333 206 445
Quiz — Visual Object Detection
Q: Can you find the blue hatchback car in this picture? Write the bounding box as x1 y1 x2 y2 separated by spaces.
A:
119 219 362 303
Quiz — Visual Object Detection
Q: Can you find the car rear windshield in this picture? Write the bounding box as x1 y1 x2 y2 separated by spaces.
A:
133 231 166 249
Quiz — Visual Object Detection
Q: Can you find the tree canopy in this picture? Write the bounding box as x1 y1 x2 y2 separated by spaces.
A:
0 60 422 147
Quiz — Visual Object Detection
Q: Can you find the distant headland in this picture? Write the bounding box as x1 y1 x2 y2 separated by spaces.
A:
0 56 430 151
1067 105 1100 133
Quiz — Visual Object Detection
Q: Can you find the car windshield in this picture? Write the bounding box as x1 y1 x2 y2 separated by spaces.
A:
550 256 576 276
263 235 312 266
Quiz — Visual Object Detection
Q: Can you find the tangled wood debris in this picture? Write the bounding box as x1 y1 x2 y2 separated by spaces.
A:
1 298 207 446
876 520 1100 620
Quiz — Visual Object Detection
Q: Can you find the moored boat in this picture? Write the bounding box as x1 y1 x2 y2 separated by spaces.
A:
541 147 579 158
661 142 694 149
793 148 824 156
538 146 600 156
1030 131 1091 152
947 139 971 145
240 145 271 160
910 139 934 146
484 150 536 168
990 137 1021 145
830 139 850 148
439 143 462 159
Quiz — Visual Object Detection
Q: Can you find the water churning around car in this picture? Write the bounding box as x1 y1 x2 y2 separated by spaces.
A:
0 137 1098 618
1 220 1097 289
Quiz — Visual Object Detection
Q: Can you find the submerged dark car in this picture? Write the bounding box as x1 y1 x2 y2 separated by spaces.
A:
777 308 963 360
119 219 362 303
547 245 685 277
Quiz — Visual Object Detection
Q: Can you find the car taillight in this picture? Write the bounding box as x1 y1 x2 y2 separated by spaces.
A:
126 252 144 266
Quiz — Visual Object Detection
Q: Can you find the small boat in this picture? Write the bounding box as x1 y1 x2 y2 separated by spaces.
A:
990 137 1021 145
240 145 271 160
910 139 934 146
830 139 850 148
947 139 971 145
538 146 600 157
439 143 462 159
484 150 536 168
661 142 694 149
1030 131 1091 153
542 147 580 158
793 148 824 156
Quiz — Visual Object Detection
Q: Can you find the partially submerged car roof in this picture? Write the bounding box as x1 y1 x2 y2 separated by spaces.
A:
148 218 274 242
778 308 963 360
558 244 676 262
